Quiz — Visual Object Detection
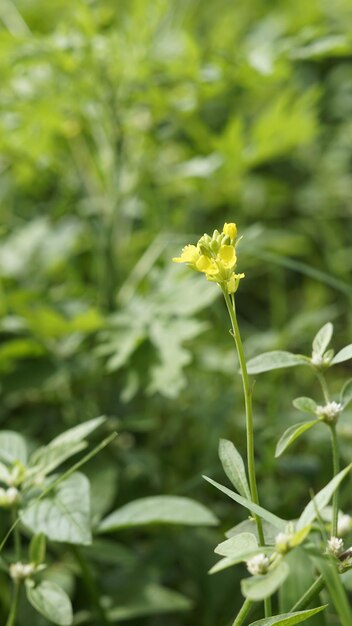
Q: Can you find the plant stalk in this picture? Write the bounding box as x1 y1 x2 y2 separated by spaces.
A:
232 597 253 626
290 574 325 611
223 291 265 547
5 582 20 626
329 424 340 537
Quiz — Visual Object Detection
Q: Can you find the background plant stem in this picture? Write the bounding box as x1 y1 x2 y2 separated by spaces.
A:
232 597 253 626
5 582 20 626
329 424 340 536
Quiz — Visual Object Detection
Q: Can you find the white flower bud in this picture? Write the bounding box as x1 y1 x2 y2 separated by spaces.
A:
275 532 292 554
246 553 270 576
9 562 35 581
311 354 324 367
6 487 19 504
326 536 344 557
315 401 342 423
338 514 352 536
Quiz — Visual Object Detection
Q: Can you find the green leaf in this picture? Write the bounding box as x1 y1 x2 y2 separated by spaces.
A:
248 605 327 626
107 583 192 621
332 345 352 365
29 533 46 565
312 323 333 358
292 397 317 415
275 420 320 458
0 431 27 464
218 439 251 499
340 378 352 407
296 464 352 530
215 532 258 557
246 352 309 375
26 580 73 625
315 556 352 626
203 476 286 530
241 560 290 600
21 472 92 545
210 546 274 575
99 496 218 532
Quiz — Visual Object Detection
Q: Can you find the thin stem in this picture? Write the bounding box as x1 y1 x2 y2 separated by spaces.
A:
5 582 20 626
330 424 340 537
264 596 272 619
11 509 21 560
232 597 253 626
316 371 330 404
290 574 325 611
223 291 265 547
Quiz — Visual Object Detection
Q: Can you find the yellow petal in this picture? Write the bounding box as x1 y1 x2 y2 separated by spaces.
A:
196 255 218 275
217 245 237 269
223 222 237 240
172 244 199 265
227 272 245 294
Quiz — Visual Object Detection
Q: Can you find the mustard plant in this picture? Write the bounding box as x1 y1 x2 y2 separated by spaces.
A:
173 223 352 626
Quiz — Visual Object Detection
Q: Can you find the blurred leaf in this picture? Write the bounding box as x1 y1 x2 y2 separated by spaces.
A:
0 431 27 464
312 323 333 358
218 439 251 499
26 580 73 626
246 352 309 375
241 560 290 600
331 345 352 365
107 583 192 621
248 605 327 626
292 397 317 415
275 420 320 457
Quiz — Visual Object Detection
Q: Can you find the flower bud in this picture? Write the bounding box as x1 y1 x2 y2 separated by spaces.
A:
326 536 344 557
9 562 35 582
315 401 342 423
246 553 270 576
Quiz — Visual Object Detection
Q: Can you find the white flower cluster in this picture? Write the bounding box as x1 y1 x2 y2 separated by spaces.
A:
315 401 342 423
326 536 344 557
9 562 35 582
275 532 292 554
338 514 352 536
0 486 19 507
246 553 269 576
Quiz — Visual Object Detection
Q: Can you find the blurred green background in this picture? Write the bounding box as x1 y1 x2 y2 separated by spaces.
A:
1 0 352 624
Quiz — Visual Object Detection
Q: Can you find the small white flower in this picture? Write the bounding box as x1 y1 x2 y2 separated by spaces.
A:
326 536 344 557
315 401 342 422
246 553 270 576
338 514 352 536
9 562 35 581
311 354 324 367
275 532 292 554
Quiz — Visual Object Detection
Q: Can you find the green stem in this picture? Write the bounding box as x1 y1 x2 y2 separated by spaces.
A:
223 291 265 547
11 509 21 560
232 597 253 626
264 596 272 619
316 371 330 404
5 582 20 626
330 424 340 537
72 547 109 625
290 574 325 611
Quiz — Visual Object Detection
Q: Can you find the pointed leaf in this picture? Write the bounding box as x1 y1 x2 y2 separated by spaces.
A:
332 345 352 365
296 464 352 530
246 352 309 375
99 496 218 532
21 472 92 545
26 580 73 625
248 605 327 626
203 476 286 530
292 397 317 415
210 546 274 575
340 378 352 408
315 557 352 626
218 439 251 499
241 560 290 600
48 416 106 447
275 420 320 458
29 533 46 565
312 323 333 358
215 532 258 557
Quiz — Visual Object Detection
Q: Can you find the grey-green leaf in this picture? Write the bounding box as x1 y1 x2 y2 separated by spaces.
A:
21 472 92 545
203 476 286 530
296 464 352 530
248 605 327 626
241 560 290 600
26 580 73 625
312 323 333 358
275 420 320 458
246 352 309 375
29 533 46 565
332 345 352 365
98 496 218 532
218 439 251 499
107 583 192 621
215 532 258 557
0 431 27 464
292 397 317 415
340 379 352 408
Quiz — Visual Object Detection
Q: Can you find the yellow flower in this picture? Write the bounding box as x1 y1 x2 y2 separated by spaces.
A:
172 245 200 268
196 255 218 275
217 245 236 270
227 273 245 294
223 222 237 241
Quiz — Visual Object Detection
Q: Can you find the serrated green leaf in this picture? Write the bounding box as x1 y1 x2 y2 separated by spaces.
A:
275 420 320 458
332 345 352 365
340 378 352 407
312 323 333 358
99 496 218 532
218 439 251 499
26 580 73 625
248 605 327 626
203 476 286 530
0 431 27 464
241 560 290 600
21 472 92 545
292 397 317 415
29 533 46 565
296 464 352 530
246 352 309 375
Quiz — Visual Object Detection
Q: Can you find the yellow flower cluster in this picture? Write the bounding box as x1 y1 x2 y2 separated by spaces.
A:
173 222 244 294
